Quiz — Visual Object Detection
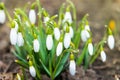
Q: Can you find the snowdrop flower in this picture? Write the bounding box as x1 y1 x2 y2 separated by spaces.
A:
64 32 71 49
88 42 93 56
54 27 60 40
56 42 63 56
0 10 6 24
107 35 115 50
29 66 36 77
46 35 53 50
33 39 40 52
69 60 76 76
17 32 24 47
63 11 72 24
81 29 90 42
29 9 36 24
69 26 74 38
100 50 106 62
10 28 17 45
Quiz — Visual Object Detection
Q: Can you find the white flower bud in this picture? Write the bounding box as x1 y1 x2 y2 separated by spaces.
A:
46 35 53 50
54 27 60 40
29 66 36 77
14 20 19 32
69 26 74 38
44 16 49 24
10 28 17 45
85 25 90 31
63 12 72 24
17 32 24 47
64 33 71 49
81 29 90 42
100 50 106 62
88 43 93 56
17 74 21 80
107 35 115 50
0 10 6 24
69 60 76 76
33 39 40 52
56 42 63 56
29 9 36 24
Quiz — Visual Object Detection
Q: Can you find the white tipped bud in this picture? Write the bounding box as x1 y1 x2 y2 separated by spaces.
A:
33 39 40 52
29 9 36 24
0 10 6 24
100 50 106 62
46 35 53 50
69 26 74 38
17 74 21 80
88 43 93 56
69 60 76 76
54 27 60 40
85 25 90 31
29 66 36 77
63 12 72 24
17 32 24 47
44 16 49 24
107 35 115 50
81 29 90 42
64 33 71 49
14 21 19 32
56 42 63 56
10 28 17 45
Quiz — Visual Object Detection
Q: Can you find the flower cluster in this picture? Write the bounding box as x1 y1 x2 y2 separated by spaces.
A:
4 0 115 79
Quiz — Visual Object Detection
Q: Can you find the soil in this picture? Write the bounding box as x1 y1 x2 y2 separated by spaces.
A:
0 0 120 80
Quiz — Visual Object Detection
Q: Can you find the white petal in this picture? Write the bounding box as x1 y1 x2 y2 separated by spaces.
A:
85 25 90 31
69 60 76 76
33 39 40 52
100 51 106 62
56 42 63 56
0 10 6 24
29 9 36 24
81 30 87 42
29 66 36 77
54 28 60 40
64 33 71 49
17 32 24 47
10 28 17 45
88 43 93 56
14 20 19 32
63 12 72 24
69 27 74 38
46 35 53 50
107 35 115 50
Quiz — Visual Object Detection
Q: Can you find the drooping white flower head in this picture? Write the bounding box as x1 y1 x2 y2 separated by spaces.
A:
63 12 72 24
29 9 36 24
100 50 106 62
64 32 71 49
56 42 63 56
33 39 40 52
69 60 76 76
29 66 36 77
0 10 6 24
17 32 24 47
54 27 60 40
88 43 93 56
46 35 53 50
69 26 74 38
10 28 17 45
107 35 115 50
81 29 90 42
